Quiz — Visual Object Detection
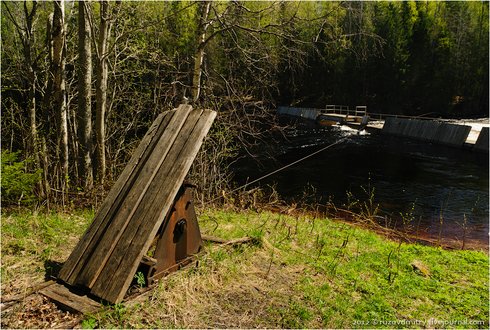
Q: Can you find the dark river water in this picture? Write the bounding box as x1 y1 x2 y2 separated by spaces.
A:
233 122 489 248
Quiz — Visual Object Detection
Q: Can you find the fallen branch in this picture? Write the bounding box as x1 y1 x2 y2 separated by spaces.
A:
0 301 17 313
1 280 56 303
201 234 256 246
124 287 157 308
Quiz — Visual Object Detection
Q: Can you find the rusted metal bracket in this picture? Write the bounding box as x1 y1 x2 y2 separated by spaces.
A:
139 182 202 286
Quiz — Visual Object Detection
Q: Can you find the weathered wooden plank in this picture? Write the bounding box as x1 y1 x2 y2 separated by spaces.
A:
91 109 216 303
61 110 178 285
58 111 169 284
40 283 101 314
74 105 193 288
89 108 204 300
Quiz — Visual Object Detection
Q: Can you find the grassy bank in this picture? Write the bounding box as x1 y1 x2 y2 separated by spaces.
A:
1 208 488 328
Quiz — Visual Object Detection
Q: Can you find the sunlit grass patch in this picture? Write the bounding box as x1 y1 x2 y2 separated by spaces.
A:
1 208 488 328
197 209 488 328
1 209 93 293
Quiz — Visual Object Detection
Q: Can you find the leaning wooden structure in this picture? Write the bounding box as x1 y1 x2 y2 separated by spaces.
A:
41 105 216 310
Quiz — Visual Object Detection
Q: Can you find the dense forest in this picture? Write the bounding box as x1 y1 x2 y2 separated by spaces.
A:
1 1 488 206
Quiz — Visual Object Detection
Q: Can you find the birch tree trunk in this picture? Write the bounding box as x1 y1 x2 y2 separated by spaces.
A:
23 2 40 172
51 0 69 195
77 0 93 189
5 1 50 199
95 0 111 184
191 1 211 103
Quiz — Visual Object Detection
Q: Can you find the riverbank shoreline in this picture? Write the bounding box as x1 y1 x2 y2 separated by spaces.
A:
260 203 489 252
234 119 489 250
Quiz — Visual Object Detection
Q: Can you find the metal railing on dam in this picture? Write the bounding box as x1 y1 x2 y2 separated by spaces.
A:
276 105 489 153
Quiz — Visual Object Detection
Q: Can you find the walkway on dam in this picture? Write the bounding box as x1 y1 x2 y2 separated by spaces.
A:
277 105 489 152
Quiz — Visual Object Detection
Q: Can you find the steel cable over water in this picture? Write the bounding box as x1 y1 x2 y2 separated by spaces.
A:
206 136 350 205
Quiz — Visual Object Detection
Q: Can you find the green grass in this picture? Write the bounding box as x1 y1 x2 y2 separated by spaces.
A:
1 208 488 328
196 209 489 328
1 209 94 286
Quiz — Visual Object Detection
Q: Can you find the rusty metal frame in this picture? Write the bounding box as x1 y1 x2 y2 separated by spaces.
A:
139 182 202 286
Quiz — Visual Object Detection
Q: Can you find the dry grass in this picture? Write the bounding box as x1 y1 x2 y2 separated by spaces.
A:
94 245 306 328
1 294 80 329
1 211 92 329
1 208 488 329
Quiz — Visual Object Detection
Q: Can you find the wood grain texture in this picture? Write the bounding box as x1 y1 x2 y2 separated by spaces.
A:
58 105 216 304
58 111 169 283
40 283 101 314
91 109 216 303
64 111 174 285
74 106 192 288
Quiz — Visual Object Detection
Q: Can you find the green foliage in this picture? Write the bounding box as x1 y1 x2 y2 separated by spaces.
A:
1 0 488 205
81 317 97 330
277 298 313 328
1 150 42 205
286 0 488 117
134 271 146 288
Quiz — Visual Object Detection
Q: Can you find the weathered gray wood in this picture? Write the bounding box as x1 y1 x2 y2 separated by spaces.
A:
90 108 204 300
60 110 178 284
40 283 101 314
58 105 215 304
58 111 168 283
91 109 216 303
73 106 192 288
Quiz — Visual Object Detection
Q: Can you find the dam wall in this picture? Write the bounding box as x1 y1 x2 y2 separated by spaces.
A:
383 117 442 141
474 127 489 152
382 117 472 147
277 106 319 120
276 106 487 152
432 123 472 146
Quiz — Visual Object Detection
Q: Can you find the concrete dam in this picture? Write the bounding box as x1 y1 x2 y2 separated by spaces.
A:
277 106 489 153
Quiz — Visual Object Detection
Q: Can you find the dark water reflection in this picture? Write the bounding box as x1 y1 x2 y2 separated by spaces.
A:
233 124 489 247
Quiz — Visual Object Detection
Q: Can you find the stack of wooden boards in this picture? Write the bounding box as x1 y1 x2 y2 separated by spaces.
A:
56 104 216 304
